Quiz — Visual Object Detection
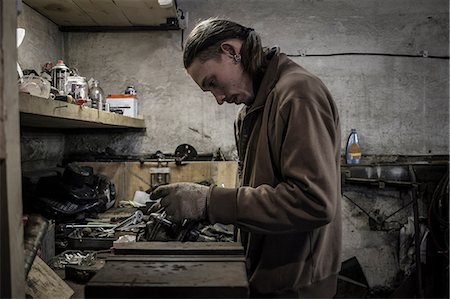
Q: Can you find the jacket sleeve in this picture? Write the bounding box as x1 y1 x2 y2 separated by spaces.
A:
207 84 340 234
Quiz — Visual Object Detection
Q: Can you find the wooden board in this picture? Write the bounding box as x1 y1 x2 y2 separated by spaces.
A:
85 260 248 298
1 1 25 296
25 256 74 299
0 71 3 159
73 0 131 26
23 0 94 26
23 0 178 27
19 93 146 129
114 0 176 26
80 161 238 202
113 241 245 256
107 255 246 262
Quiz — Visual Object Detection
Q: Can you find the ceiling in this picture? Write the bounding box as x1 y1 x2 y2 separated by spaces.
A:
23 0 180 31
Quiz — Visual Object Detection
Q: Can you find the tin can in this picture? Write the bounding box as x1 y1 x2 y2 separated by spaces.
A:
125 86 137 95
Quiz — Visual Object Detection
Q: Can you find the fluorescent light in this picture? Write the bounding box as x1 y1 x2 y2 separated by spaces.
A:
158 0 173 8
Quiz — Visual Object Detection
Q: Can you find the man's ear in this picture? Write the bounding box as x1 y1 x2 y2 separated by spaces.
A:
220 42 237 58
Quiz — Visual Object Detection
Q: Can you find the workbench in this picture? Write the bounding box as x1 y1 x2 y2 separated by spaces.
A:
85 242 249 298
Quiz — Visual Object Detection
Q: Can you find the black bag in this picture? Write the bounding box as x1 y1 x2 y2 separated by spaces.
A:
26 163 116 221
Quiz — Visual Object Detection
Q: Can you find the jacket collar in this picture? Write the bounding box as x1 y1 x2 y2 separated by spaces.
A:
246 47 281 115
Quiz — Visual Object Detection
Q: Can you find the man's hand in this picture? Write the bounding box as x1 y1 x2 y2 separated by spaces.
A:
149 182 209 223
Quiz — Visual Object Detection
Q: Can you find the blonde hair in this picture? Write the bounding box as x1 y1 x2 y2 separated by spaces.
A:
183 18 265 77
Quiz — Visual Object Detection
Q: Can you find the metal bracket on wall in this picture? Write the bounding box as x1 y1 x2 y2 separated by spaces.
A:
419 50 428 57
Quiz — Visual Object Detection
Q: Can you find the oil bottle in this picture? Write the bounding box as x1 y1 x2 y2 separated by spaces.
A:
346 129 361 164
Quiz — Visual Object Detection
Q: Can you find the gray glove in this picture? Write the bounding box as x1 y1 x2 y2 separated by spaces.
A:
150 182 209 223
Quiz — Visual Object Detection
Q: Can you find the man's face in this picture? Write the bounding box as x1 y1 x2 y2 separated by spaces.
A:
187 53 254 106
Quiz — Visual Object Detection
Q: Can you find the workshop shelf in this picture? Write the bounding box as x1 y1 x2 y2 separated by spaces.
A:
19 93 146 129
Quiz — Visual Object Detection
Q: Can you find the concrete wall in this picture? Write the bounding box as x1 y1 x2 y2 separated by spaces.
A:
17 4 64 75
18 4 65 171
63 0 449 158
20 131 65 172
64 29 239 157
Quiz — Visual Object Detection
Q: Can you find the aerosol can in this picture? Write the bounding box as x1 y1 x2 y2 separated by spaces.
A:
51 60 70 95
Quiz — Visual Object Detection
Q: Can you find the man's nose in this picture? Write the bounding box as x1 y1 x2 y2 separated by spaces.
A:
212 92 226 105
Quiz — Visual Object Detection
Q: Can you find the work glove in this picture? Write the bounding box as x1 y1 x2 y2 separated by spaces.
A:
150 182 209 223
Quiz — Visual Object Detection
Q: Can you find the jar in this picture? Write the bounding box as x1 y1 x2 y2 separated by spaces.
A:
89 80 105 110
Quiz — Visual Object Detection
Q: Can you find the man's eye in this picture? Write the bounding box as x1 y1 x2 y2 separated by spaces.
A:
208 81 216 88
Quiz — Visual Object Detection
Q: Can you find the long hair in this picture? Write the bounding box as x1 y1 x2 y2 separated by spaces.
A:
183 18 265 78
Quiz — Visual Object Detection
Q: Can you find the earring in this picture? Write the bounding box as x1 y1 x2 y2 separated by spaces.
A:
233 54 241 64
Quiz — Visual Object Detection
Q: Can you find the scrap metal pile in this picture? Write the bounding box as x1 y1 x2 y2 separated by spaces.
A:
144 209 234 242
56 202 234 252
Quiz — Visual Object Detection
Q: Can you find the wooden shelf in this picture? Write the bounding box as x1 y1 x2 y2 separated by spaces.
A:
19 93 146 129
22 0 180 31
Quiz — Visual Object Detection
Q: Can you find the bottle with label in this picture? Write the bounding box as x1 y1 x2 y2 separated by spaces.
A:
51 60 70 95
346 129 362 164
89 80 105 110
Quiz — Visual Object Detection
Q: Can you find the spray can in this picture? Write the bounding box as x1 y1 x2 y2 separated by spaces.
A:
51 60 70 95
346 129 361 164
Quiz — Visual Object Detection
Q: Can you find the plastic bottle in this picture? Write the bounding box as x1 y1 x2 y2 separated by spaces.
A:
89 80 105 110
346 129 362 164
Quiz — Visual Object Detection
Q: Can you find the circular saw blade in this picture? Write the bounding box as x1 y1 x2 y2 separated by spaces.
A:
175 144 197 160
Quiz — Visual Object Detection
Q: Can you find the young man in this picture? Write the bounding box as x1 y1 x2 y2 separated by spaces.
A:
151 18 342 298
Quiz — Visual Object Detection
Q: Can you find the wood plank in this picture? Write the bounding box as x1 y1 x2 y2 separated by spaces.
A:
213 161 239 188
115 0 177 26
25 256 74 299
1 1 25 297
124 162 154 198
23 0 178 27
0 43 3 158
113 241 245 255
73 0 132 26
19 93 146 129
79 161 238 202
107 255 246 262
85 260 248 298
23 0 95 26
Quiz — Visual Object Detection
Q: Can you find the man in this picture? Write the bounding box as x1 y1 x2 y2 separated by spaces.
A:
151 18 342 298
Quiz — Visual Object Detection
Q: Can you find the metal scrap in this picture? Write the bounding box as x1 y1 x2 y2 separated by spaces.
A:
50 250 96 269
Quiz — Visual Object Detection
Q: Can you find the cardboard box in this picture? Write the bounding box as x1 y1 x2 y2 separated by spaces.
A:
106 94 138 118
